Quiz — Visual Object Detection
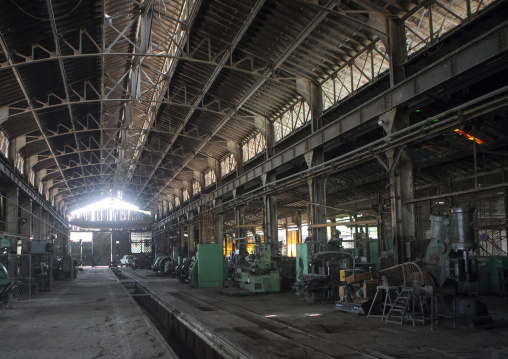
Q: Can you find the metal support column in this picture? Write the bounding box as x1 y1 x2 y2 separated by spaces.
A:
263 172 278 259
235 188 247 261
20 196 32 250
6 186 19 248
386 17 413 264
32 203 41 241
298 79 327 258
214 198 224 248
178 215 186 257
188 211 195 257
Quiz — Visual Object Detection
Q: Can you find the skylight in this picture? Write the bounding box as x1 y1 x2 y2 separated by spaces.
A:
70 198 151 217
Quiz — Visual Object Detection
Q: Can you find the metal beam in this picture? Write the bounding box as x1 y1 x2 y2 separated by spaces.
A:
154 22 508 227
0 32 78 208
1 98 254 130
133 0 266 200
46 0 86 180
147 0 339 207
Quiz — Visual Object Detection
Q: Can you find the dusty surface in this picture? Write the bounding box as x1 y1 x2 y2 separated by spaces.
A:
1 268 175 359
123 268 508 359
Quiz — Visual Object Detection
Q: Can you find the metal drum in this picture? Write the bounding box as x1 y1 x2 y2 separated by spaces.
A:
451 207 476 250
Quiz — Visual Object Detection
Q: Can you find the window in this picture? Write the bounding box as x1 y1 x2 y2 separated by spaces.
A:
0 131 9 158
130 232 152 254
29 170 35 186
204 169 216 187
321 41 389 111
15 153 24 174
175 196 180 207
274 101 311 142
182 189 189 202
38 181 44 195
192 180 201 196
243 132 266 163
221 153 236 177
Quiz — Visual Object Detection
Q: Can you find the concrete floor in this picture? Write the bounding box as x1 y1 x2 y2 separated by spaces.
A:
122 268 508 359
2 267 508 359
0 268 176 359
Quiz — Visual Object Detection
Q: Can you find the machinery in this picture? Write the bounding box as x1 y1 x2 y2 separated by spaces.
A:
294 230 378 312
194 244 226 288
422 206 490 326
233 236 280 293
423 206 479 289
30 240 53 291
176 257 195 282
151 246 181 275
0 263 18 306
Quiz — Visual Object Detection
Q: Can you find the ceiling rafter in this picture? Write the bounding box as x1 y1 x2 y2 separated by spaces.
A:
0 32 78 207
147 0 340 207
134 0 267 202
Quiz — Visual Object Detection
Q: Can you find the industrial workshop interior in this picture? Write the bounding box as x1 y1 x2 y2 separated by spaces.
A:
1 0 508 357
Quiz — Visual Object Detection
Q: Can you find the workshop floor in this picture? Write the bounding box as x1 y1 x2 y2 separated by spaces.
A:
2 267 508 359
0 268 176 359
122 268 508 359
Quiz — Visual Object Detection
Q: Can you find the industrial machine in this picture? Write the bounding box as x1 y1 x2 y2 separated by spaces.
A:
294 230 378 312
30 240 53 291
423 207 478 289
422 206 490 326
0 263 18 306
233 235 280 293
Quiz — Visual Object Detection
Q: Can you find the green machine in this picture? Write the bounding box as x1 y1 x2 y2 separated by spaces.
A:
296 243 309 281
235 243 280 293
196 244 226 287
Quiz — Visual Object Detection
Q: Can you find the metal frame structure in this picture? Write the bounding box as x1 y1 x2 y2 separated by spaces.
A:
0 0 505 231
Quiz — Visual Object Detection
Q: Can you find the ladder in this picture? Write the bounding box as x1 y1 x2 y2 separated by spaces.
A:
385 286 414 325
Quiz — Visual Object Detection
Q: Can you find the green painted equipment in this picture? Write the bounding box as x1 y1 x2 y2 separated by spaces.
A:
0 263 18 306
296 243 309 282
197 244 226 288
235 243 280 293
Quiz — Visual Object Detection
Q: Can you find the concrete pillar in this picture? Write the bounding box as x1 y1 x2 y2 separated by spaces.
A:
214 160 222 188
296 79 323 132
227 141 244 176
254 116 275 160
388 18 407 87
6 186 19 249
